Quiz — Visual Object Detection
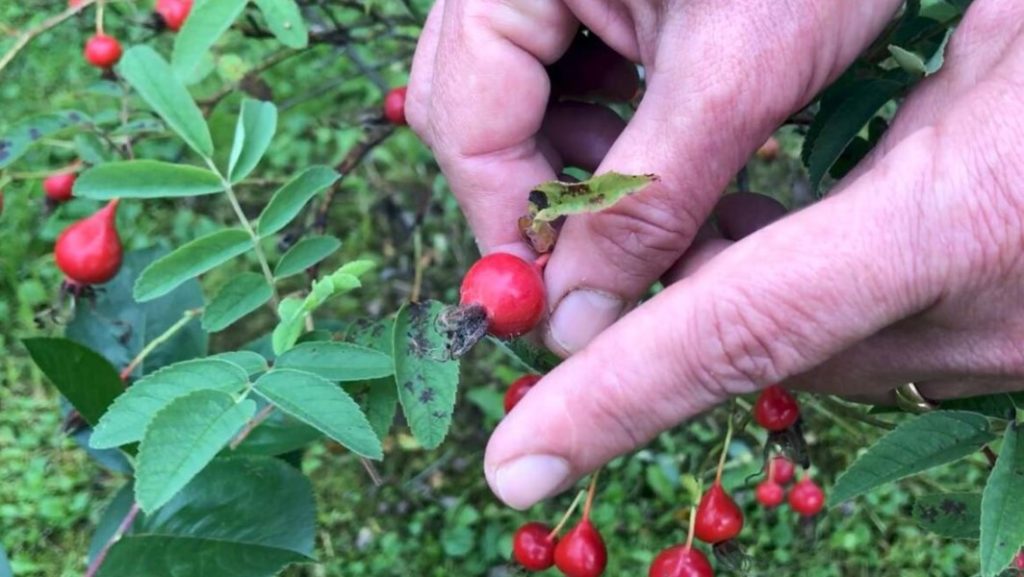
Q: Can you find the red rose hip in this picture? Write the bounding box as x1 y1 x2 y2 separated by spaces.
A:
755 480 785 508
513 522 557 571
504 374 541 413
84 34 123 69
55 199 123 285
44 172 77 203
460 252 545 339
648 545 714 577
156 0 193 31
789 477 825 517
554 519 607 577
770 455 795 484
383 86 408 126
753 385 800 432
693 482 743 544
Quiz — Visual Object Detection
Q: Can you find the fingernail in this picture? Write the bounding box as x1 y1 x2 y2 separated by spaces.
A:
488 455 571 510
549 289 624 355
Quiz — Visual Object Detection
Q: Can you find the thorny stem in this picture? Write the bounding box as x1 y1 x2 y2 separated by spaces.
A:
83 501 139 577
119 308 201 380
0 0 97 77
548 490 586 540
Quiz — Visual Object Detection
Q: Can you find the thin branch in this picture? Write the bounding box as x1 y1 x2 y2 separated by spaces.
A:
0 0 97 78
198 49 301 113
314 122 394 235
83 501 140 577
119 309 202 380
229 404 275 449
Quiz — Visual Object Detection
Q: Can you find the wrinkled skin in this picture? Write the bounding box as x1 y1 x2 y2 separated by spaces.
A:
407 0 1024 509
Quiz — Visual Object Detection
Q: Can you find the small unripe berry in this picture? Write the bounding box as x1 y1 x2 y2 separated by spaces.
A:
383 86 408 125
84 34 123 69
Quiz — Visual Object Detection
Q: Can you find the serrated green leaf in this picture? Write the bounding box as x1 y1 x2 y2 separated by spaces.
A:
135 390 255 513
924 27 954 75
256 166 339 236
531 172 657 222
275 341 393 381
172 0 250 82
913 493 981 540
274 235 341 279
201 272 273 332
91 359 249 449
253 369 382 459
393 301 460 449
23 338 124 426
0 110 92 169
74 160 223 199
252 0 309 48
208 351 269 376
118 46 213 157
830 411 995 505
980 423 1024 576
270 262 374 354
87 483 135 564
228 99 278 183
348 319 398 439
135 228 252 301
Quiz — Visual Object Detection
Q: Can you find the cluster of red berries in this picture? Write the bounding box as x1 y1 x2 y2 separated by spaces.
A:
79 0 193 70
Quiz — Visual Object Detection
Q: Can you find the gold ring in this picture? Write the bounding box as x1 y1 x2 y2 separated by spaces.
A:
894 382 938 414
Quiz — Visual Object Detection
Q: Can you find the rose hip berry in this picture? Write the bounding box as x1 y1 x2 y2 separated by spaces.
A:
694 482 744 544
554 519 607 577
648 545 714 577
84 34 123 69
504 374 541 413
770 455 795 484
789 476 825 517
460 252 545 339
54 199 123 285
44 172 77 203
513 522 557 571
383 86 408 126
1014 549 1024 570
754 385 800 432
156 0 193 31
755 480 785 508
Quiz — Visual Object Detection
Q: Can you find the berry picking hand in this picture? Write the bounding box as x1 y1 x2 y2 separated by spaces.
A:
408 1 1024 509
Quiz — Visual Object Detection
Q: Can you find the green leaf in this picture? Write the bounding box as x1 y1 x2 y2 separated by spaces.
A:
0 110 93 169
74 132 112 165
804 77 907 192
111 118 165 136
940 394 1019 419
348 319 398 439
88 483 136 564
135 228 252 302
22 338 124 426
924 27 954 75
830 411 995 505
888 45 928 76
274 235 341 279
253 369 382 459
74 160 223 199
488 336 561 374
91 359 249 449
256 166 340 236
118 46 213 157
99 456 314 577
980 423 1024 576
231 408 322 456
208 350 269 376
913 492 981 540
275 341 394 381
252 0 309 48
271 297 305 355
172 0 250 82
135 390 255 513
228 99 277 183
201 272 273 332
0 545 10 577
530 172 657 222
392 301 460 449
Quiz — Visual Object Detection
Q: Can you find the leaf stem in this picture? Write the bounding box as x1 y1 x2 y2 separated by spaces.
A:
83 501 139 577
119 308 201 380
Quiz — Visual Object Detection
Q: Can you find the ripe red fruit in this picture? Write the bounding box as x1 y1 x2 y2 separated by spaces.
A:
694 482 744 544
789 477 825 517
504 374 541 413
648 545 714 577
156 0 193 31
383 86 408 125
43 172 77 203
755 480 785 508
460 253 545 339
69 0 84 7
554 519 607 577
513 522 557 571
753 385 800 432
770 455 795 484
1015 549 1024 570
84 34 123 69
55 199 123 285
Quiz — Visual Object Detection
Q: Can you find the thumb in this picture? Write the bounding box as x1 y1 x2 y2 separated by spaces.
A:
485 131 945 509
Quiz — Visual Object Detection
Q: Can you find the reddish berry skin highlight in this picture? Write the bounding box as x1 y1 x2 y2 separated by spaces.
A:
383 86 408 126
1014 550 1024 570
44 172 77 203
755 481 785 508
554 519 607 577
55 199 123 285
754 385 800 432
156 0 193 31
648 545 714 577
504 374 541 413
513 522 557 571
459 253 545 339
789 477 825 517
84 34 123 69
694 482 744 544
771 455 795 484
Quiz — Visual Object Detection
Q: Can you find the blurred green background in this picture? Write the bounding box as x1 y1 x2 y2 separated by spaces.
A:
0 1 992 576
